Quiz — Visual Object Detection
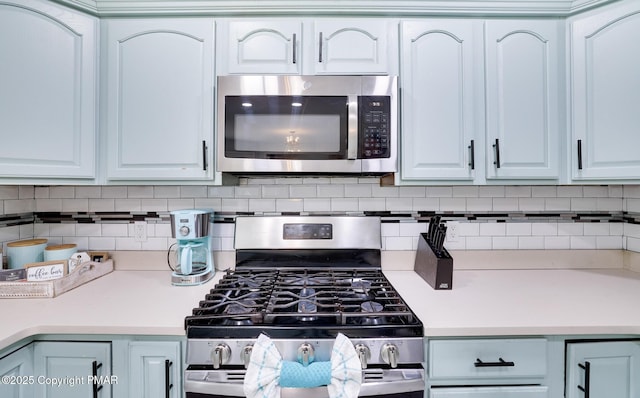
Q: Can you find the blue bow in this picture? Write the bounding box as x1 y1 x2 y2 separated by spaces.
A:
243 333 362 398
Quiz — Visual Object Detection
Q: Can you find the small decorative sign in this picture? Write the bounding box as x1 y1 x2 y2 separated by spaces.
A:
25 261 67 281
88 251 109 263
0 268 27 282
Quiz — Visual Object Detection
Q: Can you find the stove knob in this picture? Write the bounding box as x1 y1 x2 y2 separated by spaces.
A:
354 344 371 369
241 344 254 369
211 344 231 369
297 343 315 366
381 343 398 368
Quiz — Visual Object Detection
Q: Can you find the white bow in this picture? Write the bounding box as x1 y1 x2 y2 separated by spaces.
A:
243 333 363 398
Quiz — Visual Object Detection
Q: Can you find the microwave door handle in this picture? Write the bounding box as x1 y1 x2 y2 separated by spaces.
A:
347 95 358 160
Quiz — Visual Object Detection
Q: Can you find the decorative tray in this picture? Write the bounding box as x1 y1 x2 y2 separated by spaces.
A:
0 259 114 299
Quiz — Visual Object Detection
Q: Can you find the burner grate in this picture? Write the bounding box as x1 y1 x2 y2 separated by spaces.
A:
185 268 417 330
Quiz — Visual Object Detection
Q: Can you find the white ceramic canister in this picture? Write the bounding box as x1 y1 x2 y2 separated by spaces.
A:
44 243 78 262
6 239 48 269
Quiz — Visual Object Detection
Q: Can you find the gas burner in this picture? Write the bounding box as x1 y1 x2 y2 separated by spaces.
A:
361 301 383 313
352 279 372 293
278 271 333 286
297 288 318 313
224 300 257 315
221 317 255 327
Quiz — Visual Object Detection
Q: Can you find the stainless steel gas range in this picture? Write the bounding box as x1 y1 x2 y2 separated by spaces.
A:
183 216 425 398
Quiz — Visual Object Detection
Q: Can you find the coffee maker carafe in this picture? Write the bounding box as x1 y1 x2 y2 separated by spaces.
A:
169 209 215 286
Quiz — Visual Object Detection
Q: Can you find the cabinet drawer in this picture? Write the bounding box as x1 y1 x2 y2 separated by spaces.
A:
429 338 547 379
430 386 548 397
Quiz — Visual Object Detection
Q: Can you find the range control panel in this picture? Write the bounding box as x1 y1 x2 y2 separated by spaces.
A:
358 96 391 159
283 223 333 240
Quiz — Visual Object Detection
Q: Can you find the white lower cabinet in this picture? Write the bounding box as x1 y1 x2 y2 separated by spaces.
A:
4 338 183 398
430 386 548 397
427 338 549 398
0 344 34 398
566 340 640 398
128 341 181 398
33 341 112 398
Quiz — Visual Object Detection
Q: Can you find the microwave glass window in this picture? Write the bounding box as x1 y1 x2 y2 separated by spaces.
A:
234 114 340 152
225 96 349 159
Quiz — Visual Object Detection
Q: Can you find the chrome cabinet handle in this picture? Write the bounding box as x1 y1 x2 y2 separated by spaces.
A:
578 361 591 398
468 140 475 170
92 360 103 398
493 138 501 168
165 360 173 398
318 32 323 63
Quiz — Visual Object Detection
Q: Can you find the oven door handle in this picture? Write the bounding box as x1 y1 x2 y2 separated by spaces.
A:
347 95 359 160
184 378 425 397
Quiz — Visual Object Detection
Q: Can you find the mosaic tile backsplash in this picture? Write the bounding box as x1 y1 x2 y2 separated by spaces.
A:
1 179 640 254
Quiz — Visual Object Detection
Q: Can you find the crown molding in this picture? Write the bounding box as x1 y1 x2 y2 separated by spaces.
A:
52 0 618 17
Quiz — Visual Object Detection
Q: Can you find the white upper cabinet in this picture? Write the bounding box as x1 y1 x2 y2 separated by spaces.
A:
399 18 562 184
484 20 562 180
222 20 302 74
103 18 215 181
570 0 640 181
312 19 394 74
219 18 397 75
0 0 97 180
400 20 483 181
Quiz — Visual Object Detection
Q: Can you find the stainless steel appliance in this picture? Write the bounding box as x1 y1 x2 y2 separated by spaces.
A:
184 216 424 398
168 209 215 286
217 75 397 174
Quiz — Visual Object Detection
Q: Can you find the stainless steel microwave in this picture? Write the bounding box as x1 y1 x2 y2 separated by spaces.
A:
217 75 397 174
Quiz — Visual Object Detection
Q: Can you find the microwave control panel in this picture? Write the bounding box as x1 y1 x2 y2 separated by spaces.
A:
358 96 391 159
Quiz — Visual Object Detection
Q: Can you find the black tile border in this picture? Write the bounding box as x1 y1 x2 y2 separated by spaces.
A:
3 210 628 226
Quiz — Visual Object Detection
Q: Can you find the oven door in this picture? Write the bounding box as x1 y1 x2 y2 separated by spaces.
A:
185 368 425 398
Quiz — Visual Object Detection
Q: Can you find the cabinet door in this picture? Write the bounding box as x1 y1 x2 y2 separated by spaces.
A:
313 19 395 75
33 342 111 398
400 20 482 181
430 386 548 397
0 344 34 398
225 20 302 74
129 341 181 398
570 2 640 180
104 18 215 181
0 0 97 179
566 341 640 398
484 20 561 180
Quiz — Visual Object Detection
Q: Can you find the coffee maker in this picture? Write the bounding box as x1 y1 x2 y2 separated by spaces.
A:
169 209 215 286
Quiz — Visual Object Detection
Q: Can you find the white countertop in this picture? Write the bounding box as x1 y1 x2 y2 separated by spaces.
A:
1 266 640 350
0 270 223 350
385 268 640 337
